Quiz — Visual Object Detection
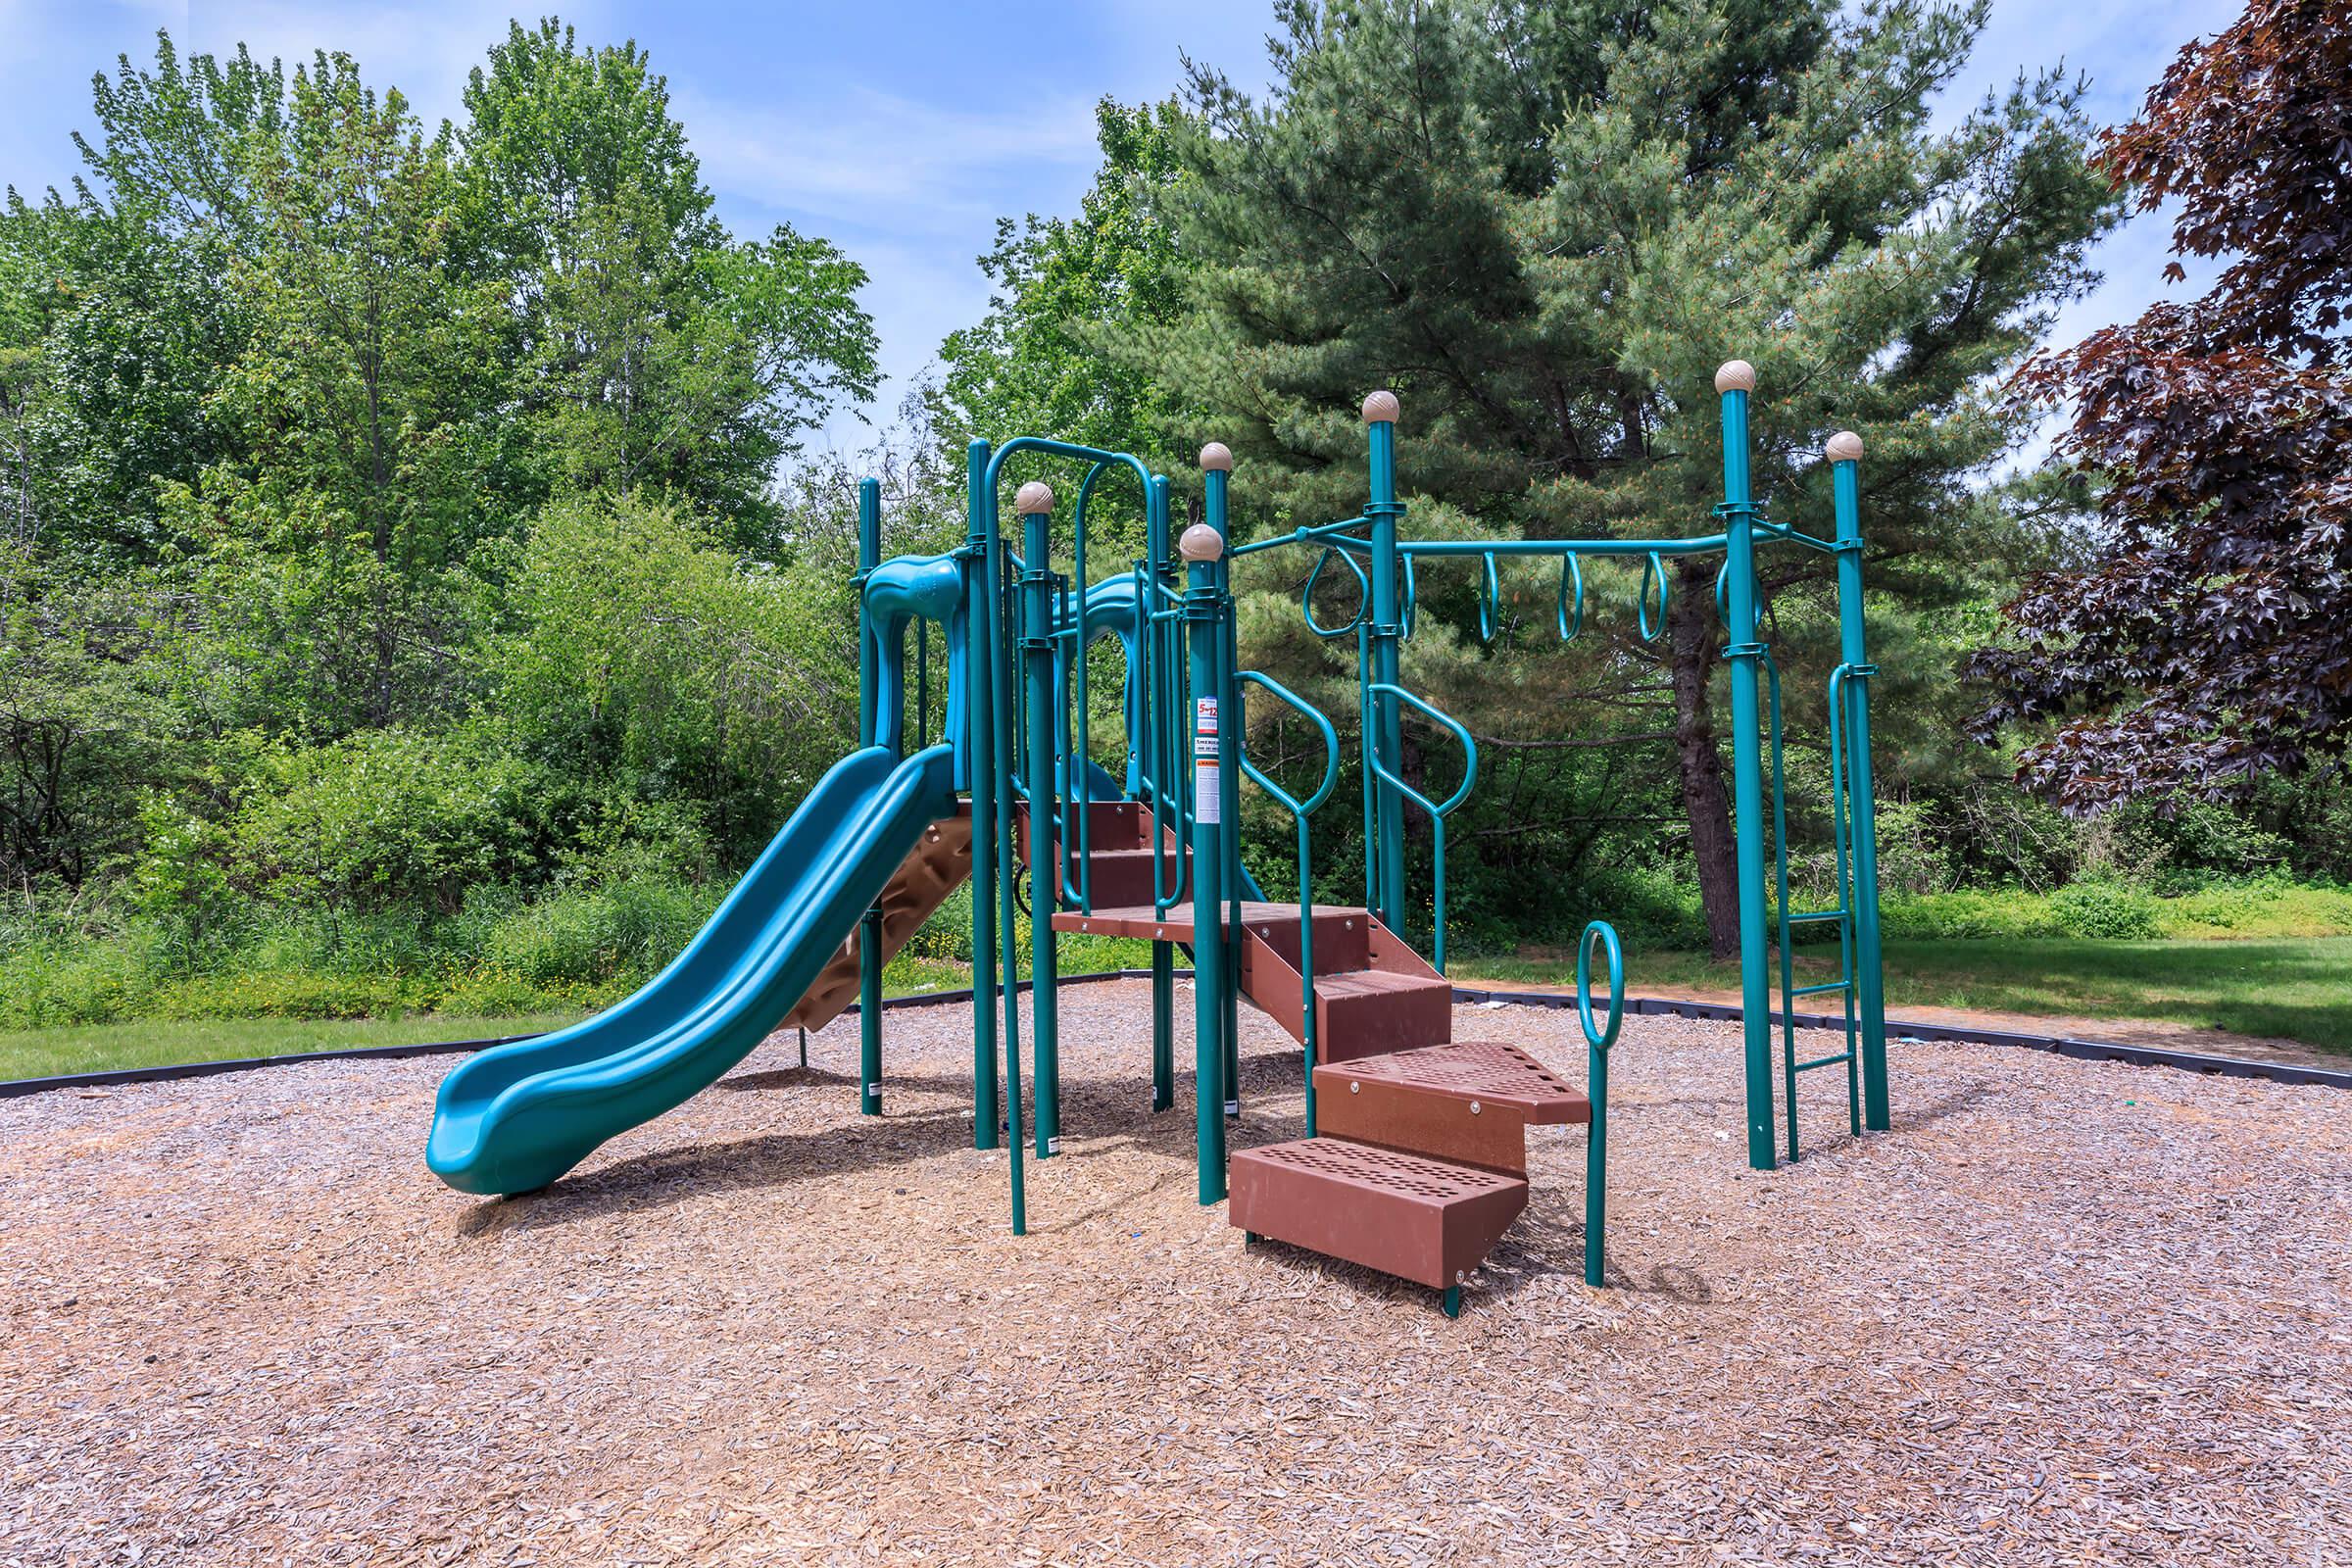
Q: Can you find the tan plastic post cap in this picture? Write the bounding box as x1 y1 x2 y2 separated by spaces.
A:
1014 481 1054 515
1362 390 1399 424
1178 523 1225 563
1200 442 1234 472
1714 360 1756 395
1826 430 1864 464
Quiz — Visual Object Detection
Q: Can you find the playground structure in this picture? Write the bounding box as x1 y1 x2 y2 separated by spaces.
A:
425 361 1891 1314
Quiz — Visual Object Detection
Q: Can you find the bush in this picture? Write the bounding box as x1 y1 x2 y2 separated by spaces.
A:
1877 888 2063 941
225 727 560 913
470 878 719 989
2047 882 2162 940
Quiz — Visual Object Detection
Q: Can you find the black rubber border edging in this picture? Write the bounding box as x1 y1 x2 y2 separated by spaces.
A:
1449 984 2352 1091
7 968 2346 1100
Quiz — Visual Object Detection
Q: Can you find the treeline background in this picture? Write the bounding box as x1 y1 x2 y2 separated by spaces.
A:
5 12 2348 1030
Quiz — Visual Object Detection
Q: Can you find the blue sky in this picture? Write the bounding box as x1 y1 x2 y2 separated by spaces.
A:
2 0 2238 454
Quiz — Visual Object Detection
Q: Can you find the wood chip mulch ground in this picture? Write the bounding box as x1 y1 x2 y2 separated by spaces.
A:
3 980 2347 1565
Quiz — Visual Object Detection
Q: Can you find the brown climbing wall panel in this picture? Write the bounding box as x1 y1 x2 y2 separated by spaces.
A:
782 808 973 1032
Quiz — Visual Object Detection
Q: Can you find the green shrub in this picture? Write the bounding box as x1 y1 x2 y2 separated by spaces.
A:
226 727 559 913
2048 882 2162 940
1878 888 2064 941
473 877 718 989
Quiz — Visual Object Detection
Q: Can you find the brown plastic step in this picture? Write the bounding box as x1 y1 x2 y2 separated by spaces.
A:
1311 969 1455 1062
782 807 973 1032
1229 1137 1529 1293
1314 1042 1590 1175
1018 801 1186 908
1051 846 1168 909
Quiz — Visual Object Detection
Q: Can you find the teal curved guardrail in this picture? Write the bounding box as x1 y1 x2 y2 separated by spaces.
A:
1361 680 1477 973
1236 670 1342 1134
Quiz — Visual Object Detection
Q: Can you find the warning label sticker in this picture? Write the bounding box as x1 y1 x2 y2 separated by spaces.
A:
1196 763 1221 823
1195 697 1218 734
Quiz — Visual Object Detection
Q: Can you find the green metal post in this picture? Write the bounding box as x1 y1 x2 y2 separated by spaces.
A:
857 478 880 748
1016 482 1061 1158
1831 432 1891 1132
1152 941 1175 1111
1717 361 1777 1172
1585 1046 1608 1285
1363 392 1406 931
1203 446 1242 1118
1181 516 1229 1204
965 441 999 1151
858 908 882 1115
987 465 1026 1234
1579 922 1624 1289
857 479 885 1116
1146 477 1175 1112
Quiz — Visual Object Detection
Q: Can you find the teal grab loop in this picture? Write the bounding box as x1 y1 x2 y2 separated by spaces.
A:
1637 551 1669 642
1578 916 1624 1291
1576 919 1624 1052
1400 554 1419 640
1713 560 1730 627
1237 670 1342 1136
1556 553 1585 642
1302 545 1370 640
1475 552 1501 642
1361 682 1477 972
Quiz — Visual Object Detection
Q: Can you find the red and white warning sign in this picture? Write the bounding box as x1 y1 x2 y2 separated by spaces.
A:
1194 698 1222 824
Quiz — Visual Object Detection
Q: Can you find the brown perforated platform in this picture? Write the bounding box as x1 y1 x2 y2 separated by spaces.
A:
1230 1136 1530 1292
1308 1041 1588 1177
1330 1041 1591 1122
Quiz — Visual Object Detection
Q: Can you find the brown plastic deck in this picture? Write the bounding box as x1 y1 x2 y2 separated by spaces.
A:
1230 1137 1530 1291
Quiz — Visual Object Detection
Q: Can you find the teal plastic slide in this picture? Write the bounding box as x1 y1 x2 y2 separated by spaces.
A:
426 742 959 1196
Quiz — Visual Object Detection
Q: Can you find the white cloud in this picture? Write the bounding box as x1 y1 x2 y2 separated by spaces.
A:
680 84 1103 236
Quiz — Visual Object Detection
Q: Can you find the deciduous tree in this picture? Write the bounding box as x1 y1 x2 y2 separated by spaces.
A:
1970 0 2352 809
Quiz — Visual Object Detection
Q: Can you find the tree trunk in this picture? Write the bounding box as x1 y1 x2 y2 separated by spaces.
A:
1667 557 1740 958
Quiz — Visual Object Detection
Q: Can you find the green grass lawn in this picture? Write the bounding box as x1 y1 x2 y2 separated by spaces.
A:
0 953 1088 1085
1461 934 2352 1055
9 931 2346 1085
0 1010 596 1084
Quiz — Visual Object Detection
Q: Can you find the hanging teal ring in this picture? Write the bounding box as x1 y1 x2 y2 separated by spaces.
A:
1637 552 1669 642
1556 553 1585 642
1302 546 1369 640
1401 553 1419 640
1476 552 1501 642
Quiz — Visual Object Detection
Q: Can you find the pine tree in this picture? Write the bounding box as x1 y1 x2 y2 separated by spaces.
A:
1146 0 2115 954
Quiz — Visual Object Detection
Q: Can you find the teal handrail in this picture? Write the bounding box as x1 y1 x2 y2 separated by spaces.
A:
1362 681 1477 972
1236 670 1341 1134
